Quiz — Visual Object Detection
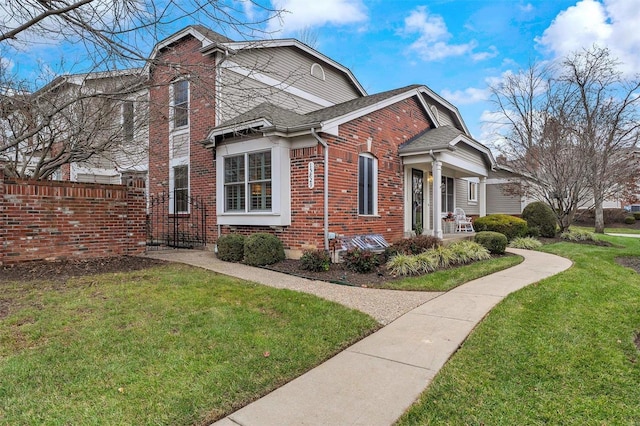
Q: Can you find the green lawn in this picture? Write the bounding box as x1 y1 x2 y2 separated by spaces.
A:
398 235 640 425
0 264 378 425
381 254 523 291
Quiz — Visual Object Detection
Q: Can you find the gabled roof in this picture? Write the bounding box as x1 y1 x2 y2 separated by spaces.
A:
208 85 423 141
145 25 366 96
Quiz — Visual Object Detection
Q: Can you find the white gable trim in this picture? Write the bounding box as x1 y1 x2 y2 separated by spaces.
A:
223 39 367 96
220 60 335 108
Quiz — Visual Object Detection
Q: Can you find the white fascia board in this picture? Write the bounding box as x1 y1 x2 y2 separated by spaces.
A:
319 88 424 134
220 61 335 108
143 27 213 76
206 118 273 142
450 134 497 167
418 86 471 135
439 151 488 177
222 39 367 96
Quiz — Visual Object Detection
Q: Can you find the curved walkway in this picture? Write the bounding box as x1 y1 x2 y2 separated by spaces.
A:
144 248 572 426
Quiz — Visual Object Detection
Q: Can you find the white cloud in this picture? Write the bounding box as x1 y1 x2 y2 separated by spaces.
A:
520 3 534 13
403 6 495 62
267 0 367 34
441 87 491 105
471 45 499 61
536 0 640 74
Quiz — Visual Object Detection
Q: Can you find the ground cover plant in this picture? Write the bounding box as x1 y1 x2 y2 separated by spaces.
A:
398 235 640 424
0 263 378 425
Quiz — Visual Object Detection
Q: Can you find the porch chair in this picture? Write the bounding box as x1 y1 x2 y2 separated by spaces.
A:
454 208 474 232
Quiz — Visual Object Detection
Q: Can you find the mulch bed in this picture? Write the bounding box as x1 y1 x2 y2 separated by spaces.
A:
264 259 394 287
0 256 168 284
615 257 640 274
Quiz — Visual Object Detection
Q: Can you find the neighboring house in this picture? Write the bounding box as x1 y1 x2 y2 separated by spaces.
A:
0 69 148 186
145 25 515 257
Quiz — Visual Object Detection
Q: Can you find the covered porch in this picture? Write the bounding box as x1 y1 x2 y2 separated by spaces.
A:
398 126 496 239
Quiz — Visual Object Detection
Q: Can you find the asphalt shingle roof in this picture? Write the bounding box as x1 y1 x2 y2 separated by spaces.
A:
398 125 465 154
215 84 423 131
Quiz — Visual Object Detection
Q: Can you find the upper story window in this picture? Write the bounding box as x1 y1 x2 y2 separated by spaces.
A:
172 80 189 128
122 101 134 143
358 153 378 215
224 150 272 212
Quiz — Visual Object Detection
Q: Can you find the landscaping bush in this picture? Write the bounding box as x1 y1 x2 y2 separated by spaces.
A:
243 233 286 266
300 249 331 272
522 201 557 237
216 234 246 262
428 245 456 269
634 212 640 220
473 214 528 241
387 235 441 257
575 208 629 224
624 215 636 224
387 254 420 276
560 228 596 242
342 248 379 273
474 231 508 255
448 240 491 264
509 236 543 250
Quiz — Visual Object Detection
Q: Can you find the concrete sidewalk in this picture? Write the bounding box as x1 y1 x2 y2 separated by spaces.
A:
147 248 572 426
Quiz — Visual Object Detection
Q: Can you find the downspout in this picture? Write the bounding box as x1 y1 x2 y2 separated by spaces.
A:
311 129 329 251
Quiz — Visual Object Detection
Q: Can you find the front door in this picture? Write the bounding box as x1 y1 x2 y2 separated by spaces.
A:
412 169 424 234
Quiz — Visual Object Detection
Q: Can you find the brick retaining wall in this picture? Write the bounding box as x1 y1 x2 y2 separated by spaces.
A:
0 170 147 265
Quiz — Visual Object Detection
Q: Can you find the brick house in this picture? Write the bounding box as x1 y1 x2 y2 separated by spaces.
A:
147 25 499 257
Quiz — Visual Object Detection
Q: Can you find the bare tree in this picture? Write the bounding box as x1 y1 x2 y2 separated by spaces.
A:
489 47 640 232
489 62 592 232
0 1 285 179
560 46 640 233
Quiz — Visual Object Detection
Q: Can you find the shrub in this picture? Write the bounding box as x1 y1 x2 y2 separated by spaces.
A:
387 254 420 276
473 214 528 241
509 236 543 250
388 235 441 256
428 245 456 269
342 248 379 273
300 249 331 272
522 201 557 238
415 252 439 273
560 229 596 242
448 240 491 264
216 234 246 262
474 231 508 255
624 215 636 224
243 233 286 266
634 212 640 220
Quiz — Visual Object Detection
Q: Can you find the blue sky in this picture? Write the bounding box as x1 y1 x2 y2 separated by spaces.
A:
262 0 640 144
5 0 640 145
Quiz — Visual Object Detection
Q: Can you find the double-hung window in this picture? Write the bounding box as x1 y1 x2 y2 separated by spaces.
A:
358 153 377 215
468 181 478 202
224 151 272 212
173 165 188 213
172 80 189 128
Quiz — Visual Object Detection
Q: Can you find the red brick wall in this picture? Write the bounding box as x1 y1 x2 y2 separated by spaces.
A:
0 172 146 265
148 34 219 242
219 96 431 252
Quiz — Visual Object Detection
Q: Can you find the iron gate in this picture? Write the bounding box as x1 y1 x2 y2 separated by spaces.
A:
146 192 207 249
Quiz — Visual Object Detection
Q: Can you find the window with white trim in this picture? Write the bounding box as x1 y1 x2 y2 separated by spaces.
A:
173 165 188 213
358 153 378 215
122 101 134 143
224 150 272 212
468 181 478 202
441 176 454 213
172 80 189 128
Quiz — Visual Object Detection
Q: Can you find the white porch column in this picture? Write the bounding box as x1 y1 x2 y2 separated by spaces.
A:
432 160 442 239
479 176 487 217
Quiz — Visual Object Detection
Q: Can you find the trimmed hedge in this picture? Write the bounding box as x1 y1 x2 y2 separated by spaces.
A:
343 248 379 273
474 231 508 255
216 234 246 262
300 249 331 272
473 214 528 241
522 201 557 238
243 233 286 266
634 212 640 220
387 235 442 257
624 215 636 224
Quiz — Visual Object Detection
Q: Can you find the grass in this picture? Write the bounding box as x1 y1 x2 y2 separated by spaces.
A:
397 235 640 425
0 264 378 425
381 254 523 291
